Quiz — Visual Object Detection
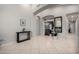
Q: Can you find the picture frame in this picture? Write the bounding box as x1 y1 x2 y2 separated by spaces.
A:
20 18 26 26
54 16 62 33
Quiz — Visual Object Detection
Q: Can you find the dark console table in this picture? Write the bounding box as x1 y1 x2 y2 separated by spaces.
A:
16 31 31 43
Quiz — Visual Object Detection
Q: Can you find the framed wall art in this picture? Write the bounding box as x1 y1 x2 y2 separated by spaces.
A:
20 18 26 26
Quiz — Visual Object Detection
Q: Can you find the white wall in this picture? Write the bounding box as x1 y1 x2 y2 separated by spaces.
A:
0 6 3 40
0 4 36 44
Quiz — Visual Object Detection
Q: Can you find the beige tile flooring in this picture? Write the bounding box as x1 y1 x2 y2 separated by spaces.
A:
0 34 77 54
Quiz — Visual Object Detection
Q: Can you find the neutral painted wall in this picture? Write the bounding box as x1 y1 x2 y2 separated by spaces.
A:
0 4 36 44
0 6 3 41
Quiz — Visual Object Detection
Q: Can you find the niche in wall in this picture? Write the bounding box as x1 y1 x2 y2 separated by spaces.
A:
66 12 78 33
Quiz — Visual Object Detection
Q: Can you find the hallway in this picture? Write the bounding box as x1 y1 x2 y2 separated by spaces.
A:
0 4 79 54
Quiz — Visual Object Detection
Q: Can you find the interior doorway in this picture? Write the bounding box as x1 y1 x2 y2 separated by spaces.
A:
44 21 54 36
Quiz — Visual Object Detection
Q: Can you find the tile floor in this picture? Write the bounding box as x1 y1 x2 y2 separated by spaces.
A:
0 34 77 54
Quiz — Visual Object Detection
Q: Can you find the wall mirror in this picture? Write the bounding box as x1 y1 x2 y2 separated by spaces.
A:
54 16 62 33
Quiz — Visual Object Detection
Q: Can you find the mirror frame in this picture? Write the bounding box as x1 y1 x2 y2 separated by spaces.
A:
54 16 62 33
